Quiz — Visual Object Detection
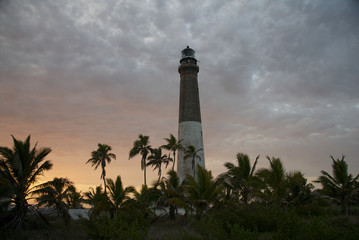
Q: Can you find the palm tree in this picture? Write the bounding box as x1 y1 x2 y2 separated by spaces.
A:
0 135 53 229
256 156 287 205
184 145 202 180
147 147 173 183
86 144 116 195
84 185 109 216
219 153 259 204
133 184 158 217
183 165 223 219
66 188 84 209
106 176 135 217
315 155 359 216
162 134 184 170
129 134 152 186
32 177 75 224
158 170 186 220
286 171 313 206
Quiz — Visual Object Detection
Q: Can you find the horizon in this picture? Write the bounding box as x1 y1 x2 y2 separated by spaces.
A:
1 0 358 193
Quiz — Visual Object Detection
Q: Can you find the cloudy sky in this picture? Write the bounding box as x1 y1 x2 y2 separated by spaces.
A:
1 0 358 191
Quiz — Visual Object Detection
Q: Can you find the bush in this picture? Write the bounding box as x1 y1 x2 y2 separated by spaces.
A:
275 211 303 240
233 205 281 232
230 224 259 240
208 208 243 234
269 215 359 240
81 210 149 240
302 216 359 240
294 203 328 216
193 216 227 240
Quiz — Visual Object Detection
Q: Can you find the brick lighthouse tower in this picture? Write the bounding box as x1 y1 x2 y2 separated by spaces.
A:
177 46 205 181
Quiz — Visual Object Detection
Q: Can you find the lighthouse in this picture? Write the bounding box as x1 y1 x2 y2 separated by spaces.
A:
177 46 205 181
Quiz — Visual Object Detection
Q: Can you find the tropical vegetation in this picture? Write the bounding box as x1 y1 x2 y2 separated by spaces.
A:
147 147 172 183
1 134 358 239
32 177 76 225
315 155 359 216
86 143 116 195
129 134 152 186
162 133 183 171
0 135 53 229
183 145 202 180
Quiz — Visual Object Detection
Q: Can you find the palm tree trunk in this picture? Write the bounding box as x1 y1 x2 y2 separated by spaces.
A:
193 158 196 180
169 205 176 220
172 150 176 171
158 172 161 183
103 176 107 195
342 197 348 216
144 163 147 186
158 165 162 182
102 170 107 195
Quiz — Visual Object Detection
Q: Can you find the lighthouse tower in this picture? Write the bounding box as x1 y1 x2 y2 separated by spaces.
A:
177 46 205 181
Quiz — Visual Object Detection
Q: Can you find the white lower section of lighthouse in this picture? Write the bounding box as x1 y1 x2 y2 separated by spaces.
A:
177 121 205 182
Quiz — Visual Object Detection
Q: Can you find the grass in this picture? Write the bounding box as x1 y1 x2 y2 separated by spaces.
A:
1 208 359 240
1 217 88 240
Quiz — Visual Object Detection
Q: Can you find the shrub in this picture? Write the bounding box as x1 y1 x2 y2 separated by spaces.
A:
230 224 259 240
193 216 227 240
233 205 280 232
81 210 149 240
302 216 359 240
275 211 303 240
208 208 242 234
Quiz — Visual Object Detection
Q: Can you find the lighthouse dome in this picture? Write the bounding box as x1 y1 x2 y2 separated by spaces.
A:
180 46 197 64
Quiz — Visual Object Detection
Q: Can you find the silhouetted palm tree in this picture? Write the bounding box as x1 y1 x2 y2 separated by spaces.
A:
106 176 135 217
86 144 116 195
219 153 259 204
183 165 223 219
147 147 172 183
184 145 202 180
33 177 75 225
256 156 287 205
66 188 84 209
133 184 159 217
286 171 313 206
0 135 53 229
315 155 359 216
129 134 152 185
162 134 184 170
84 185 109 216
158 170 186 220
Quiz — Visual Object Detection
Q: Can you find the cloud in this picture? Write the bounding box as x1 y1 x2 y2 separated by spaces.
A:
1 0 358 189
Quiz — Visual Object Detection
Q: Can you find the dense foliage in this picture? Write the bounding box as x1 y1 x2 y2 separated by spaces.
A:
1 134 358 239
0 135 53 229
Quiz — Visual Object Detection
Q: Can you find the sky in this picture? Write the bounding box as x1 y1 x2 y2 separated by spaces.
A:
1 0 358 192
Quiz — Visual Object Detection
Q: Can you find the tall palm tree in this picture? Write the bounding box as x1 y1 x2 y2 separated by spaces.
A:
315 155 359 216
147 147 173 183
219 153 259 204
0 135 53 229
129 134 152 186
162 134 184 170
32 177 75 224
184 145 202 180
106 176 135 217
183 165 223 219
256 156 287 205
86 143 116 195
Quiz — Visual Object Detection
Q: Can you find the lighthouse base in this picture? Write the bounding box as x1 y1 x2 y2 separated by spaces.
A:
177 121 205 182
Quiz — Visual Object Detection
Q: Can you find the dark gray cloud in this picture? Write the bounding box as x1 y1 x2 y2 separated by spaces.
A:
1 0 358 188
